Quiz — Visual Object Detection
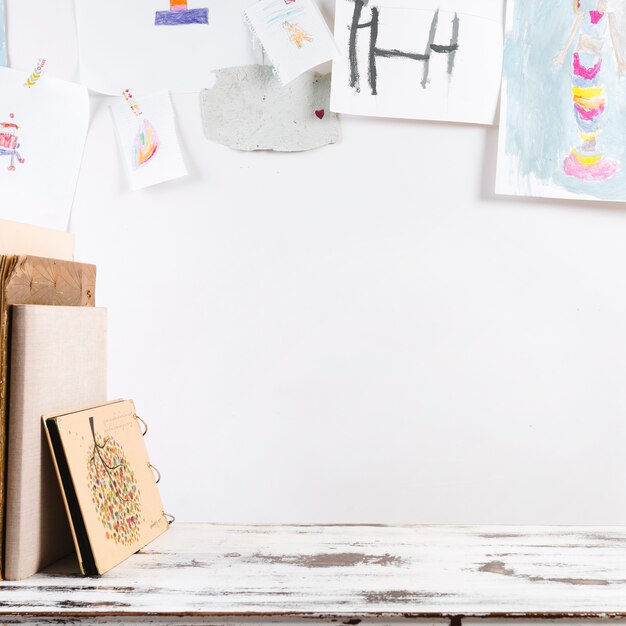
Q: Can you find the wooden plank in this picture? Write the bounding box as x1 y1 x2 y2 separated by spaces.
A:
0 524 624 617
0 615 620 625
0 618 449 625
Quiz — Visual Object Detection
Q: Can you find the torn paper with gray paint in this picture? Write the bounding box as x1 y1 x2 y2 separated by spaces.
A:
200 65 340 152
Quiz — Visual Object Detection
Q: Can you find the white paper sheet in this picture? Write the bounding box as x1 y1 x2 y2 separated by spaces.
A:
244 0 337 84
6 0 79 82
110 91 187 190
74 0 262 95
0 0 7 67
0 66 88 230
330 0 504 125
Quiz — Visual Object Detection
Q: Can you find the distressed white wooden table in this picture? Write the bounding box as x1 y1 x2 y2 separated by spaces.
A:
0 524 625 625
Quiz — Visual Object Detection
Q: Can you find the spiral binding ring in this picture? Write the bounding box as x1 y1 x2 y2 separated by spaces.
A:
164 512 176 525
149 463 161 484
135 414 148 436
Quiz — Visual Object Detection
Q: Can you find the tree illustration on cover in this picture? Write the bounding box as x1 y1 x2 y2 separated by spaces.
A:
86 416 142 545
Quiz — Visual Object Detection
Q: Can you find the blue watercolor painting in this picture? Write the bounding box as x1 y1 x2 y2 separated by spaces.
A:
0 0 7 67
497 0 626 202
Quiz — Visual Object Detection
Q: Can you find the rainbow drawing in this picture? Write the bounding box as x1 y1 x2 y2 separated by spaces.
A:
24 58 46 88
155 0 208 25
132 119 159 169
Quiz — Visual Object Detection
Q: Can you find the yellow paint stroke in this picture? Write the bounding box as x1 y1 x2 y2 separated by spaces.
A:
283 22 313 48
572 86 604 99
572 149 602 165
579 130 600 141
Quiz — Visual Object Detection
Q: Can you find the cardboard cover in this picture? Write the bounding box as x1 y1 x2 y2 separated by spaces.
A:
0 219 75 260
44 400 168 576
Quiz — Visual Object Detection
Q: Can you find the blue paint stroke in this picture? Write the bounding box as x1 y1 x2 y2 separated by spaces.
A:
262 0 304 26
155 7 208 25
0 0 7 67
503 0 626 200
265 8 305 25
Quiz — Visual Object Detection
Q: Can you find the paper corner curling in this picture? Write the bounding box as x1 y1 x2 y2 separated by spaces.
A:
199 65 340 153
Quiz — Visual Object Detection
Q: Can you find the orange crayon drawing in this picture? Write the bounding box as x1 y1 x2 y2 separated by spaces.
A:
283 21 312 47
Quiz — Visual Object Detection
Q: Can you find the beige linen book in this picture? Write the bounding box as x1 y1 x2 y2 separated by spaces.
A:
44 399 168 576
0 219 74 260
4 305 107 581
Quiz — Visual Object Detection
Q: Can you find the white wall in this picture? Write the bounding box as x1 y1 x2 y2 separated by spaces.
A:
7 0 626 525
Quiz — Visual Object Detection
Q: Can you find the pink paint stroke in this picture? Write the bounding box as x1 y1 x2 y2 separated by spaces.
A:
574 102 605 120
573 52 602 80
589 10 604 24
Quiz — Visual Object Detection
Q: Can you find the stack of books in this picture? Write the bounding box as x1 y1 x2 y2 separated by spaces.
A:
0 218 106 581
0 218 169 580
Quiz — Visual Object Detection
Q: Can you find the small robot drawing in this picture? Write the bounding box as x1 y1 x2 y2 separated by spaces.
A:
0 114 25 171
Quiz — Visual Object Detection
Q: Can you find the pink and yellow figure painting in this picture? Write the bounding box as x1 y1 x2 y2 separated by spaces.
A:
132 119 159 169
155 0 208 25
0 114 25 172
554 0 626 181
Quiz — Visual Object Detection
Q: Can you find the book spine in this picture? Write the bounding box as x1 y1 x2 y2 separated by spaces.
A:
3 306 28 580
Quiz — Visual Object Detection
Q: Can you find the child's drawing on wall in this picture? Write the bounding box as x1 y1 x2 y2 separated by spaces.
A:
0 114 25 171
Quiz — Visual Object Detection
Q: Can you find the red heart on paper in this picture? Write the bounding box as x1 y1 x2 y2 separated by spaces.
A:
315 109 325 119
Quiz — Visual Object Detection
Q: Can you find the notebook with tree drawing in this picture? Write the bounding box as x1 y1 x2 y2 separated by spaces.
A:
44 399 168 576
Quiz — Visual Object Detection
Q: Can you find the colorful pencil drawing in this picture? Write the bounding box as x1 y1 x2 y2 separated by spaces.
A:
0 66 89 229
111 90 187 190
244 0 336 84
155 0 208 25
122 90 160 169
283 21 313 48
497 0 626 202
132 118 159 169
262 0 306 29
347 0 459 96
86 416 141 546
0 114 25 171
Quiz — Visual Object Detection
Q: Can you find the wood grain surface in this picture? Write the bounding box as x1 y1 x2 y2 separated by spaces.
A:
0 523 624 622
